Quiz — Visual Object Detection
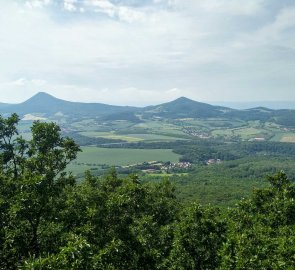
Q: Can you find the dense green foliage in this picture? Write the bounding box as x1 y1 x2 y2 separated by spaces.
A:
0 114 294 269
173 140 295 163
221 171 295 269
170 156 295 207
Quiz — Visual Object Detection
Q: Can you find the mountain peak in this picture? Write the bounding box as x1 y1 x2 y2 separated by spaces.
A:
22 92 62 105
28 92 57 101
2 91 136 117
35 91 52 97
173 96 194 102
169 96 207 106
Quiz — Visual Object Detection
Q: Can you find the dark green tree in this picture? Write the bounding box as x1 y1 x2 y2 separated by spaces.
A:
0 114 80 269
165 203 226 270
0 113 22 178
221 171 295 269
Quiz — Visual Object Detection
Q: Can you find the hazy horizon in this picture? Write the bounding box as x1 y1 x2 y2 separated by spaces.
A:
1 0 295 106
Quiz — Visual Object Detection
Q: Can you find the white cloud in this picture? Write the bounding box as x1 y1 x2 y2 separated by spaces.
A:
165 88 182 95
198 0 264 15
259 7 295 45
229 6 295 51
275 7 295 30
11 78 28 86
83 0 146 22
32 79 47 86
25 0 52 9
156 0 264 15
3 78 47 87
0 0 295 104
64 0 77 12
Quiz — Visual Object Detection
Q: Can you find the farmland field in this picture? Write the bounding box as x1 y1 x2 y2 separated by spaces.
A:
280 134 295 143
80 131 185 142
20 115 295 145
270 132 295 142
211 127 270 140
72 146 180 166
80 131 143 142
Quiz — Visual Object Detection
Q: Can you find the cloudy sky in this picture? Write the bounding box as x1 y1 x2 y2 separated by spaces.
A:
0 0 295 106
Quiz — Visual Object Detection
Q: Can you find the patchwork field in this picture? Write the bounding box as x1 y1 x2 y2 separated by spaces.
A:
19 115 295 146
212 127 269 140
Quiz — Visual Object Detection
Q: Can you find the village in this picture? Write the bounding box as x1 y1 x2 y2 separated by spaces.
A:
124 160 193 174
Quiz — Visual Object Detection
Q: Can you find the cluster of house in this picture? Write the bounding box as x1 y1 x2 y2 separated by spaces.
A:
182 128 211 139
160 162 192 171
140 161 192 174
206 159 222 165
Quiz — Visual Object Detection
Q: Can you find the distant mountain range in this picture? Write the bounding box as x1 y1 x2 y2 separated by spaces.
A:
1 92 295 127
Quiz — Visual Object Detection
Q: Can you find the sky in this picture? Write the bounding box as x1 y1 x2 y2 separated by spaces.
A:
0 0 295 106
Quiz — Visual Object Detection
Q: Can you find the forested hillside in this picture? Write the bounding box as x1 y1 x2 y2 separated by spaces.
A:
1 114 294 269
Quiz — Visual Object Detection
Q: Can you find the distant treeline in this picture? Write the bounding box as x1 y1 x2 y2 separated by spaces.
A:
65 132 125 146
175 141 295 163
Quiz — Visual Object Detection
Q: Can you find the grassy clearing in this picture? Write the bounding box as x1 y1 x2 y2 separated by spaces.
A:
80 131 112 137
270 133 284 141
135 121 184 134
73 147 180 166
212 127 267 140
70 119 100 131
280 134 295 143
124 133 184 142
80 131 143 142
270 132 295 143
182 119 210 127
235 127 266 139
211 129 233 136
108 120 135 129
66 163 100 175
181 118 243 128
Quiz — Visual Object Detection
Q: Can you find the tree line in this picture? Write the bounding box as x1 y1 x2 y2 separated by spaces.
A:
0 114 294 269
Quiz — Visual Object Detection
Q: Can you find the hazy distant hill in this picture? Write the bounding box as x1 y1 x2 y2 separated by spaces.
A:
213 101 295 110
0 92 138 118
0 94 236 120
1 92 295 127
142 97 233 119
0 102 11 109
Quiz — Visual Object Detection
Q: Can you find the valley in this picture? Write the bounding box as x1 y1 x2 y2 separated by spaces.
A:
2 92 295 206
3 2 295 267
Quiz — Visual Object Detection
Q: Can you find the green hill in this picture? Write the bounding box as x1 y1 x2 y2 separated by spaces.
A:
0 92 138 118
142 96 233 119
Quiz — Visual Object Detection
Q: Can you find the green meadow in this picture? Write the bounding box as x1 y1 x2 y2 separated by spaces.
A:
80 131 185 142
69 147 180 169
